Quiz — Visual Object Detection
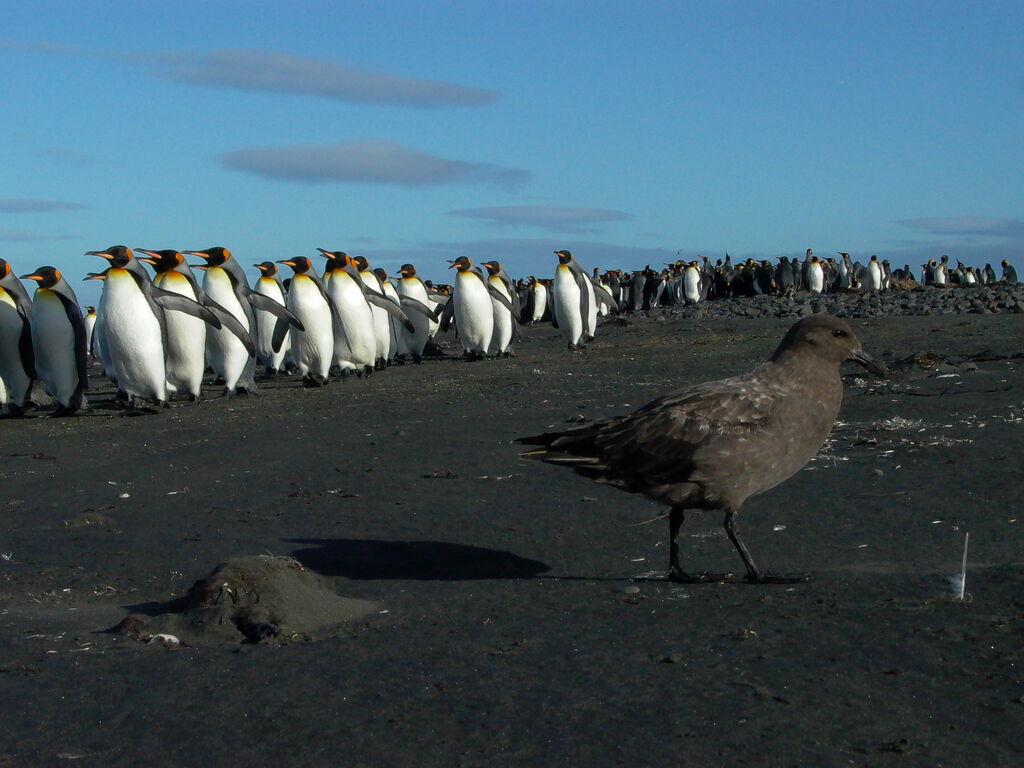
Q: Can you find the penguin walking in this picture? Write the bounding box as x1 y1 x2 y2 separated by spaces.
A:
552 250 597 349
375 268 409 362
0 259 45 414
318 250 377 375
252 262 290 375
89 246 225 407
135 249 208 401
394 264 434 363
186 247 301 395
277 257 335 386
440 256 493 360
21 266 88 415
526 276 548 323
482 260 518 357
353 256 392 367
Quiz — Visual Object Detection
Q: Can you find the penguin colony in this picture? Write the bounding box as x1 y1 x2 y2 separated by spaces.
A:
0 245 1016 416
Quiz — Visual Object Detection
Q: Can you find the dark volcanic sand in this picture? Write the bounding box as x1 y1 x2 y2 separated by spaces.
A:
1 313 1022 767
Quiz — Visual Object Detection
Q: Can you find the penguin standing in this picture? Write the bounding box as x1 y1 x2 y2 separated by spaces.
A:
186 247 300 395
83 306 97 358
89 246 225 406
353 256 391 367
135 249 208 401
21 266 88 415
1002 260 1018 284
552 250 597 349
683 261 703 304
252 262 290 375
806 256 825 294
441 256 493 360
526 276 547 323
0 258 45 414
482 260 518 357
319 250 376 375
277 257 335 386
864 255 882 291
394 264 434 363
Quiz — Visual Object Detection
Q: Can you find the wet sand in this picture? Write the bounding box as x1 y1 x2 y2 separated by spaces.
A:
1 313 1022 766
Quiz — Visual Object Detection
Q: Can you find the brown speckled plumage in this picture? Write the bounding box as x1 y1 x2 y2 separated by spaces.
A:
517 314 885 584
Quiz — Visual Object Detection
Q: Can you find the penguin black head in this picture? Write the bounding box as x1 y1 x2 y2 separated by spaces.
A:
21 266 63 288
806 249 814 256
254 261 279 276
527 275 538 284
373 267 389 281
86 245 133 267
278 257 313 274
398 263 417 277
186 247 232 267
354 255 370 271
84 271 108 282
838 252 849 258
85 306 96 313
870 255 878 262
482 261 502 275
554 250 573 264
136 249 183 273
317 249 350 269
0 259 11 279
448 256 472 272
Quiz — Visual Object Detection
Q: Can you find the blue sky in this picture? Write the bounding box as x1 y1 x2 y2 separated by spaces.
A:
3 1 1022 304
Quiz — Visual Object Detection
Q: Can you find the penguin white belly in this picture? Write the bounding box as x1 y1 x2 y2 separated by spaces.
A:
531 284 547 322
359 272 390 362
0 290 31 406
684 270 701 303
867 264 881 291
963 271 976 285
488 276 513 354
155 271 205 398
255 278 288 371
934 266 946 285
84 314 96 356
396 278 431 357
287 276 333 379
32 290 80 406
808 266 824 294
454 272 493 354
202 268 253 391
101 271 166 402
0 370 6 406
328 272 375 369
554 266 584 346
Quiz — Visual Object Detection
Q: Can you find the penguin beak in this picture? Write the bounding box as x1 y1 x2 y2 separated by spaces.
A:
849 348 887 377
316 248 331 257
278 260 297 268
183 251 210 261
85 250 115 261
20 273 43 281
84 272 107 281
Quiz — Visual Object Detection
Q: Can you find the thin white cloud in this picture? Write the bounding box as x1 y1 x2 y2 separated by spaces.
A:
0 198 88 213
219 140 530 189
448 206 632 234
4 40 496 109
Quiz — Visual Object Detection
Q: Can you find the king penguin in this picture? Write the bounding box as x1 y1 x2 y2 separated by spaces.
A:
21 266 88 415
0 258 45 414
186 247 301 395
394 263 436 363
252 262 290 375
83 306 97 358
481 260 518 357
441 256 493 360
88 246 224 407
318 250 377 376
277 257 335 386
552 250 597 350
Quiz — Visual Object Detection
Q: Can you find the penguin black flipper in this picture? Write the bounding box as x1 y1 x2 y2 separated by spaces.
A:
366 293 416 333
486 284 516 313
54 289 89 409
592 282 618 312
438 298 456 333
249 292 305 331
207 305 257 357
271 317 289 354
568 261 593 333
150 286 223 329
431 298 450 320
400 296 438 319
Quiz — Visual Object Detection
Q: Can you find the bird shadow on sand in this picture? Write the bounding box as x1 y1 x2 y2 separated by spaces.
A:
287 538 551 581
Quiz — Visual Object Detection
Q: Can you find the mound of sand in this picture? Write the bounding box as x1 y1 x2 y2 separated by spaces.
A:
115 555 378 645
